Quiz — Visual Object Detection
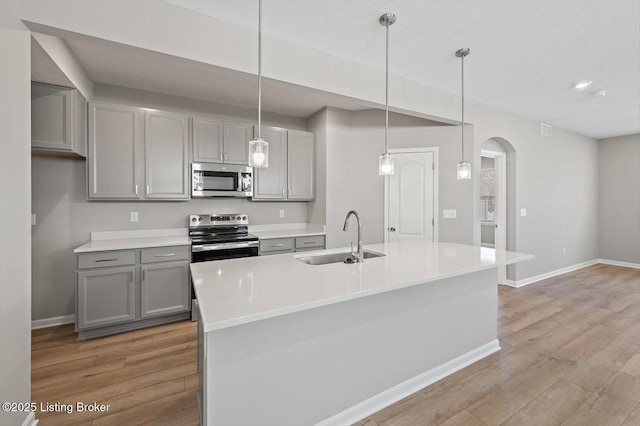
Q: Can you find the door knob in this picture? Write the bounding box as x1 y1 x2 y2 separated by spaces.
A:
389 227 396 232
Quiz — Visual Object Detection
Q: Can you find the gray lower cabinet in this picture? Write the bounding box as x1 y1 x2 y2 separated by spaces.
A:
76 245 191 339
140 262 190 318
31 82 87 157
259 235 325 255
77 266 136 329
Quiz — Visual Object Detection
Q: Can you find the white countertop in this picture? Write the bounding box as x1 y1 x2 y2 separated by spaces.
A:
191 241 534 332
74 228 190 253
249 223 325 239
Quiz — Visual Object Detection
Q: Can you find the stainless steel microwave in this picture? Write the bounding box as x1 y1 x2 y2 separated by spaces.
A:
191 163 253 198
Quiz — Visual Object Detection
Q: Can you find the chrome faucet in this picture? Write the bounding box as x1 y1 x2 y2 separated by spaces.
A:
343 210 363 263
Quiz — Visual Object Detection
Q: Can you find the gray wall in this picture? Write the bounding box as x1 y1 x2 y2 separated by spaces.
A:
598 134 640 264
31 88 310 321
0 2 32 425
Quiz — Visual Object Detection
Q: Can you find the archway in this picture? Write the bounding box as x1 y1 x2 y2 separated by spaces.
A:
481 137 516 284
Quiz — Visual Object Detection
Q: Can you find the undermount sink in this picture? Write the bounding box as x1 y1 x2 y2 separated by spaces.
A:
296 250 385 266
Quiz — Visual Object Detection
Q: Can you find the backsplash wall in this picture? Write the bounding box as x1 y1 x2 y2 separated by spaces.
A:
31 155 308 322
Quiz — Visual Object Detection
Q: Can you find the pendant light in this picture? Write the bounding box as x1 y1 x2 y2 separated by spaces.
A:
248 0 268 168
456 48 471 180
378 12 396 176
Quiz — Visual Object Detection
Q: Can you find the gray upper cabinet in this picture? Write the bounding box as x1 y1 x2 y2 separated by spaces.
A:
287 130 315 200
88 102 142 199
192 115 223 163
144 110 189 199
223 121 253 164
253 127 288 200
253 128 315 201
88 101 190 200
191 116 253 165
31 82 87 157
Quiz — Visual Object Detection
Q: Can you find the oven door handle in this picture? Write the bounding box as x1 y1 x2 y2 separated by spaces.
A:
192 241 259 252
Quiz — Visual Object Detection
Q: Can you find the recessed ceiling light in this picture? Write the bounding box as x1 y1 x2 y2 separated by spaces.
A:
574 81 593 89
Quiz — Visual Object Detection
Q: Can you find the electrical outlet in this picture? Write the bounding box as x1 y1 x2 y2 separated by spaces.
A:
443 209 457 219
130 212 138 222
562 248 566 255
520 208 527 217
279 209 285 218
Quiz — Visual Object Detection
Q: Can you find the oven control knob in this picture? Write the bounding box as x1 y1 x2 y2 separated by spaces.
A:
236 216 241 220
242 216 247 221
198 217 203 222
191 217 196 222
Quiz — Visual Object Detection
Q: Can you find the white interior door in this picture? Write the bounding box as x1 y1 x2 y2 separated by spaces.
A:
386 151 435 243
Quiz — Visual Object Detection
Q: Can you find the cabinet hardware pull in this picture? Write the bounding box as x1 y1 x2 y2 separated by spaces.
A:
219 152 224 161
155 253 175 257
135 185 138 195
281 188 285 197
95 258 118 262
303 241 315 244
146 185 150 195
224 152 228 161
142 270 145 281
270 244 284 248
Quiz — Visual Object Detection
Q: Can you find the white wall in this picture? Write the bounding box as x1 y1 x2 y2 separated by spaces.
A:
31 85 310 321
598 134 640 264
0 1 32 425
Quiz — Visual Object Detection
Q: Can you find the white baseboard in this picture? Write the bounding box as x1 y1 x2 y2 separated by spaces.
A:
504 280 517 288
31 314 75 330
22 412 38 426
316 339 501 426
598 259 640 269
507 260 600 288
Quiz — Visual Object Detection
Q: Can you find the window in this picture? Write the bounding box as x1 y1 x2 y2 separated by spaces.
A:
480 169 495 222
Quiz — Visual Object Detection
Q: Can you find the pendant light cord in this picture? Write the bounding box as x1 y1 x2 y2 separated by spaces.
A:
461 52 464 162
384 20 389 155
257 0 262 140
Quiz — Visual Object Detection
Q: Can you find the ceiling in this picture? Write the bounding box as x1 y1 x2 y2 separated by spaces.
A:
160 0 640 139
30 1 640 139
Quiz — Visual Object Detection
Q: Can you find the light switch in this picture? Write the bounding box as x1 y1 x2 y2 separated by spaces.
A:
520 208 527 217
130 212 139 222
279 210 285 218
443 209 457 219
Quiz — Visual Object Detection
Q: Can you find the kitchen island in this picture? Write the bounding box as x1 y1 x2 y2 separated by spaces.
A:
191 241 533 426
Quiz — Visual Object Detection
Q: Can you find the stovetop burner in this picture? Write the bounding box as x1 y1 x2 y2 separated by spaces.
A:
188 213 257 245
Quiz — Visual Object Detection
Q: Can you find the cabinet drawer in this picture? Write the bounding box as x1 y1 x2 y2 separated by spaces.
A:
141 246 190 264
78 250 135 269
259 238 294 253
295 235 325 249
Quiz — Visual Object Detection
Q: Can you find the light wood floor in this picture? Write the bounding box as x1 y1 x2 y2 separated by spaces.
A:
32 264 639 425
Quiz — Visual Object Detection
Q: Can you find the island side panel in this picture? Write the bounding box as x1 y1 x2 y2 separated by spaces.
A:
204 268 498 426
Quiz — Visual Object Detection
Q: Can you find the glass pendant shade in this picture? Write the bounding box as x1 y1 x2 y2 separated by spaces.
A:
379 152 394 175
248 138 269 168
457 161 471 180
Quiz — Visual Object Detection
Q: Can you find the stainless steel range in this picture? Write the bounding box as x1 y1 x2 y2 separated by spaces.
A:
189 213 259 263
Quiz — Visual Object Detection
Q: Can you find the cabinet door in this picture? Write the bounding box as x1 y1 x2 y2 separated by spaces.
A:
88 102 142 199
140 262 190 318
77 266 136 330
192 115 224 163
223 121 253 165
253 127 287 200
31 83 73 151
144 110 189 199
287 130 315 200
